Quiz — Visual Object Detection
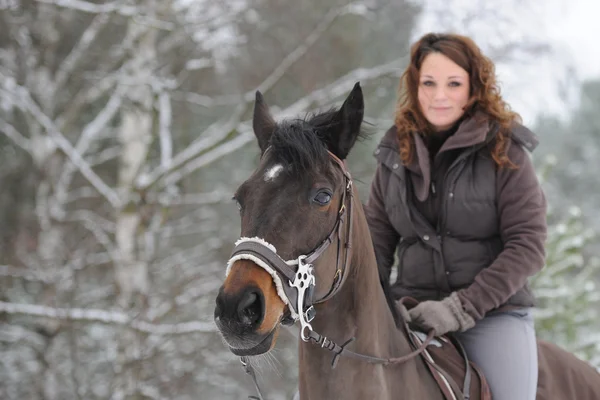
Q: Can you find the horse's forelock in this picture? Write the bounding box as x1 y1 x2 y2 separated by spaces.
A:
269 119 330 176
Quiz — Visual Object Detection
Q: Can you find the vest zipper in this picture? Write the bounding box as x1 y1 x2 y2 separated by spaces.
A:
438 130 495 233
438 152 471 235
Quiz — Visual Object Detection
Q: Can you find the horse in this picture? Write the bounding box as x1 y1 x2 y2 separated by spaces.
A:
214 82 600 400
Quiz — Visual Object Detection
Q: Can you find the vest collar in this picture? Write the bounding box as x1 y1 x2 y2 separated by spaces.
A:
407 112 491 202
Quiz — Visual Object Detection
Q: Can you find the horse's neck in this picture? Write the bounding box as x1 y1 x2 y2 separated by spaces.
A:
298 202 442 399
311 203 407 356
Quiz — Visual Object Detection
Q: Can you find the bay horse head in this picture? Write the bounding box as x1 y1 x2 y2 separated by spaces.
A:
214 83 365 356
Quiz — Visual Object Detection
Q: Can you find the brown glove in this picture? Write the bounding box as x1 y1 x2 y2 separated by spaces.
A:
407 292 475 336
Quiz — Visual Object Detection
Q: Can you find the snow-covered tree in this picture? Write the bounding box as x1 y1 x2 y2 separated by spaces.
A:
532 157 600 368
0 0 419 398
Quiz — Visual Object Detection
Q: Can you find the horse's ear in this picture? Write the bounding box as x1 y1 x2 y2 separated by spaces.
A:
326 82 364 160
253 91 276 153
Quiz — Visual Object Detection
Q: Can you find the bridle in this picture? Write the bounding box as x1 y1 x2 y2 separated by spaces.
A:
225 149 434 400
227 149 353 341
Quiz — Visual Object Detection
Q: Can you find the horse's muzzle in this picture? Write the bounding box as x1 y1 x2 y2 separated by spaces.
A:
214 285 278 355
228 328 277 356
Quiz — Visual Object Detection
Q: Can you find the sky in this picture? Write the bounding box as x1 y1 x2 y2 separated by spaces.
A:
412 0 600 124
547 1 600 78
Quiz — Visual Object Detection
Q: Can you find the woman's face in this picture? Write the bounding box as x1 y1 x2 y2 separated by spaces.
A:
418 52 470 132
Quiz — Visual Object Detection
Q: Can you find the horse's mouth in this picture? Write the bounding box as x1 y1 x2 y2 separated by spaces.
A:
229 328 277 356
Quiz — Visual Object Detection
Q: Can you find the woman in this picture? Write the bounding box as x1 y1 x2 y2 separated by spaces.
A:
365 33 546 400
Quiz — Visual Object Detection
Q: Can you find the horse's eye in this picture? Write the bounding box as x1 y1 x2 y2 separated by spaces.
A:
313 190 332 205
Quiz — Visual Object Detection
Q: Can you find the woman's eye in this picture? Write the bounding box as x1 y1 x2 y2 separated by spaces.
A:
313 191 332 205
449 81 461 87
422 81 434 86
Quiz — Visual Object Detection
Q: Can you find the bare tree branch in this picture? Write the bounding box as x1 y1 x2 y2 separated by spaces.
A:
35 0 174 30
36 181 53 231
64 186 98 203
1 84 121 207
89 146 122 166
0 265 55 283
158 92 172 169
54 13 110 93
36 0 136 14
0 301 216 334
252 2 359 99
136 102 248 190
145 189 233 206
161 129 253 188
137 384 166 400
66 210 118 260
283 56 407 117
69 209 116 233
170 90 234 108
54 88 124 210
0 118 31 152
0 324 47 349
170 2 369 109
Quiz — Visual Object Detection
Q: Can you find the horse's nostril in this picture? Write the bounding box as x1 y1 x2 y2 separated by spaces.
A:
214 291 226 320
238 291 257 311
237 290 263 326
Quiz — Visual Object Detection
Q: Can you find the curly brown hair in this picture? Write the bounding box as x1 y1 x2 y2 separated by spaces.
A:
395 33 520 168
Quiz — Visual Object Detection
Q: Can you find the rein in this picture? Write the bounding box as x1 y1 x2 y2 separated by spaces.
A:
305 328 435 368
230 150 434 400
242 328 435 400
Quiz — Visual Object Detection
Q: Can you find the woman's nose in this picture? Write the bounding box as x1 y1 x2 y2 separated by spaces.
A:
433 86 448 100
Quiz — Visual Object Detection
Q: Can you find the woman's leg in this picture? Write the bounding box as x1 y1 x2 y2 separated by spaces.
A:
454 308 538 400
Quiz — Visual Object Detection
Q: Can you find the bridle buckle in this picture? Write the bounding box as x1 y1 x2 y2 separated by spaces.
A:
289 255 316 341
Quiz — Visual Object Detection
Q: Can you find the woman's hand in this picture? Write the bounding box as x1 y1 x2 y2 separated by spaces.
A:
408 292 475 336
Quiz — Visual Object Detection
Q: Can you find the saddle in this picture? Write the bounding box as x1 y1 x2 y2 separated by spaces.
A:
400 297 492 400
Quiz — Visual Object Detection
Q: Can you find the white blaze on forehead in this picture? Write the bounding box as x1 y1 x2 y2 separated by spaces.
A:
264 164 284 181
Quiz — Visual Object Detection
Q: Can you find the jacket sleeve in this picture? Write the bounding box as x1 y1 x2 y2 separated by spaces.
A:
457 142 547 320
365 163 400 284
